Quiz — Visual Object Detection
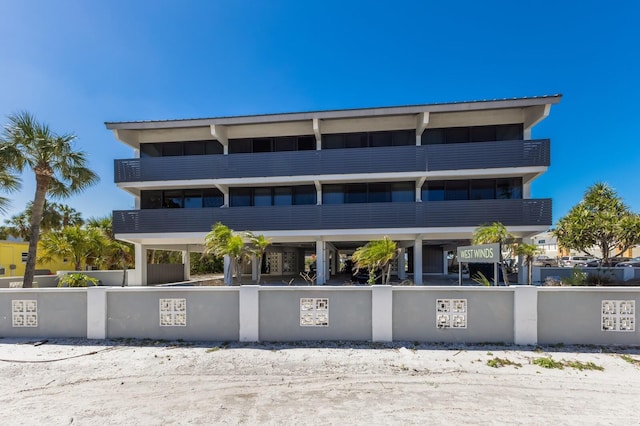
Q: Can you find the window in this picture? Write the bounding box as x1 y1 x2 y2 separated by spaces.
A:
422 178 523 201
274 187 293 206
470 179 496 200
229 135 317 153
253 188 272 206
141 189 223 209
252 138 272 153
345 183 367 203
368 183 391 203
293 186 316 205
422 124 524 145
391 182 415 202
322 184 344 204
230 188 251 207
139 141 223 157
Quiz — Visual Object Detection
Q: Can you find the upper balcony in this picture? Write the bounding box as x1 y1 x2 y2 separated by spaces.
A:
114 139 550 183
112 198 552 235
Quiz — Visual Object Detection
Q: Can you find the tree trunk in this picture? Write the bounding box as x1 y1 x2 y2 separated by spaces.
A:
527 260 533 285
500 255 510 286
23 173 51 288
121 249 127 287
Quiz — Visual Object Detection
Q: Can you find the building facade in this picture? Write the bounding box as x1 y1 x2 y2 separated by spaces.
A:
107 95 560 285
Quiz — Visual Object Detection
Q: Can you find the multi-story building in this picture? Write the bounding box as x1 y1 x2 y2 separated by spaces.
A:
107 95 560 285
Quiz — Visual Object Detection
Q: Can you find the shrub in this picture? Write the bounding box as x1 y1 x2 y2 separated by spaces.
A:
58 273 99 287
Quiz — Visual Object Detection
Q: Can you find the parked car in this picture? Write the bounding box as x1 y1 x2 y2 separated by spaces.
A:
559 255 594 267
615 257 640 267
585 257 631 267
532 256 558 267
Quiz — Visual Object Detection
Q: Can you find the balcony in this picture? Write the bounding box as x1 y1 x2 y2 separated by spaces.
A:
114 139 550 183
113 198 551 235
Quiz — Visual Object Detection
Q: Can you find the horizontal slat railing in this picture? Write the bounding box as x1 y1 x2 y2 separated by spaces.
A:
114 140 549 182
113 199 551 234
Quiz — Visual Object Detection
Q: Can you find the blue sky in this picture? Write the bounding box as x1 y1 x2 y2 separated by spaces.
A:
1 0 639 226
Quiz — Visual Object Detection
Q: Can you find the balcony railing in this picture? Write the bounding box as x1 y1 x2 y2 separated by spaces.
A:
114 139 550 183
113 198 551 234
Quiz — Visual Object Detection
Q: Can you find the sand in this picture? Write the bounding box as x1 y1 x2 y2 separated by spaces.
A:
1 338 639 425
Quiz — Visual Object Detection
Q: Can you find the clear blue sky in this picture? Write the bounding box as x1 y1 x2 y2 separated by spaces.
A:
1 0 639 226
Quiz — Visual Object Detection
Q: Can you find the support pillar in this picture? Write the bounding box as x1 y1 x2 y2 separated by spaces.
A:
413 240 423 285
133 243 147 286
223 255 233 285
182 248 191 282
443 249 449 275
251 254 259 282
87 287 107 339
316 240 326 285
397 248 406 280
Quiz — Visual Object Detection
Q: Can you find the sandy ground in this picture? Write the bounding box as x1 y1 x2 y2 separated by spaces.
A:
1 338 639 425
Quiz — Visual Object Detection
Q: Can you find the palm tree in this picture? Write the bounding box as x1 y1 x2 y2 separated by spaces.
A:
38 226 108 271
87 215 133 286
516 243 540 285
0 168 20 214
2 212 32 241
0 112 98 287
204 222 249 285
351 237 398 285
472 222 515 285
247 233 271 284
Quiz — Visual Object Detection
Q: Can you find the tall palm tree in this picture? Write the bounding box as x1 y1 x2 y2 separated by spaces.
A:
2 212 32 241
0 112 98 287
472 222 515 285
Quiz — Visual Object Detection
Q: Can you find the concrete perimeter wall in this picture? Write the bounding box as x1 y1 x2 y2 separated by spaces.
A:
1 286 639 346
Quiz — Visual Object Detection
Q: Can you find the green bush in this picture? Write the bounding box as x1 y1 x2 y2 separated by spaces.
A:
58 273 99 287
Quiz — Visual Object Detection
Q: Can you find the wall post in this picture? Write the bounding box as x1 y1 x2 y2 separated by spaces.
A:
87 287 108 339
371 286 393 342
239 285 260 342
513 286 538 345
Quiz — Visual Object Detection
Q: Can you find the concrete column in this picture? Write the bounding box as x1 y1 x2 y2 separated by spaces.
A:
413 240 423 285
239 285 259 342
251 254 259 282
182 248 191 281
316 240 326 285
133 244 147 286
223 255 233 285
443 249 449 275
397 248 406 280
517 255 526 284
371 286 393 342
513 286 538 345
87 287 107 339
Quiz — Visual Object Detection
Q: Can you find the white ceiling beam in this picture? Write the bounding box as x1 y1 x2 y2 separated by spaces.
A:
313 118 322 150
210 124 229 154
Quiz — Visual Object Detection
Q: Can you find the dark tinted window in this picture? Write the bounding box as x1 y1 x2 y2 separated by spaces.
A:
470 126 496 142
183 141 204 156
229 139 252 154
496 124 523 140
470 179 496 200
203 189 224 207
163 190 183 208
422 129 444 145
140 144 162 158
141 191 162 208
391 182 415 202
298 136 316 150
205 141 224 155
368 183 390 202
393 130 414 146
294 185 316 205
163 143 182 156
252 138 272 153
345 183 367 203
253 187 272 206
445 181 468 200
445 127 469 144
230 188 251 206
423 182 444 201
497 178 522 199
323 184 344 204
183 189 202 208
370 132 393 147
275 137 296 152
274 187 293 205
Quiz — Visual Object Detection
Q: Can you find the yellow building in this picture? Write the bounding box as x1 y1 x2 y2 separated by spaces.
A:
0 240 70 277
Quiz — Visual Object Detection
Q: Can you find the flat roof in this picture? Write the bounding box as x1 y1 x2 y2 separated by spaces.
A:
105 94 562 130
